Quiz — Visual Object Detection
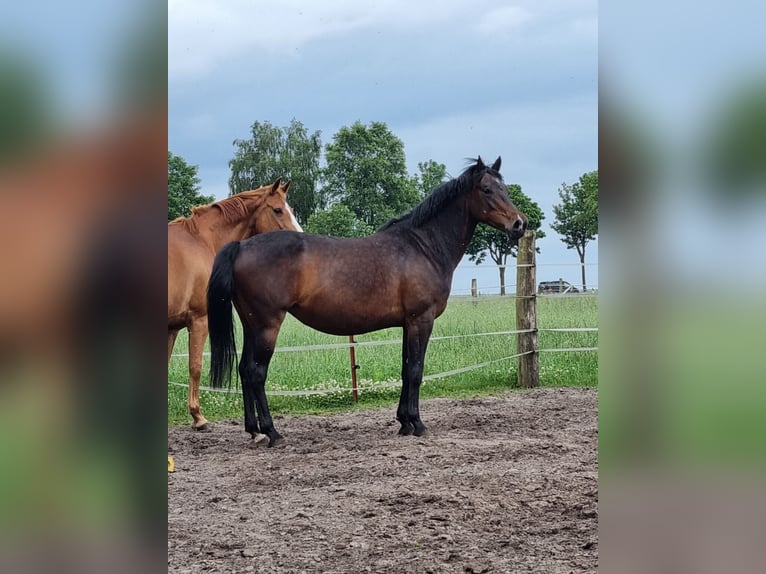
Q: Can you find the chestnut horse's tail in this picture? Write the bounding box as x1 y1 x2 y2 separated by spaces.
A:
207 241 241 389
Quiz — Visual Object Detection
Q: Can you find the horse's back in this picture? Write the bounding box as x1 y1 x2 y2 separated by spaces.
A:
234 230 398 290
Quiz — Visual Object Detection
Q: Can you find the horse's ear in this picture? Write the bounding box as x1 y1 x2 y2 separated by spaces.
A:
270 177 281 194
491 156 501 171
282 179 292 193
476 156 485 169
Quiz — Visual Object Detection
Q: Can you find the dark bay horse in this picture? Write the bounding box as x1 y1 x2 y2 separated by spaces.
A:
207 157 527 445
168 178 302 429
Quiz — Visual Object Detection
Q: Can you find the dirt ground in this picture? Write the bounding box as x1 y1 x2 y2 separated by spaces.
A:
168 387 598 573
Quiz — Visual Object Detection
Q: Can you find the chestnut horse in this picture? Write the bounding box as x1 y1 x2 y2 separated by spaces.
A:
168 178 302 429
207 157 527 446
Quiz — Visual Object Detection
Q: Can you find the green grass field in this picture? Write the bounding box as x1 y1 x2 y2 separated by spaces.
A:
168 294 598 424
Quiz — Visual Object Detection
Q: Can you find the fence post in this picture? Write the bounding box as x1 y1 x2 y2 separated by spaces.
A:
516 231 539 388
349 336 359 402
471 278 477 297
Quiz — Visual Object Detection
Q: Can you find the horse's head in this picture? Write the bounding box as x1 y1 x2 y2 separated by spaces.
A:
247 178 303 235
468 156 527 240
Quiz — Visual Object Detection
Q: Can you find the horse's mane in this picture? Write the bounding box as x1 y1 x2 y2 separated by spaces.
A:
379 159 502 231
169 189 268 233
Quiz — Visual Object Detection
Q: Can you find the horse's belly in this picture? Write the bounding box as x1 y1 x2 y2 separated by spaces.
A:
289 302 400 336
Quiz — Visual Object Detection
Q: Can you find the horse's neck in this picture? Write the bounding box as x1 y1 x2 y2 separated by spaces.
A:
417 197 478 271
195 208 252 252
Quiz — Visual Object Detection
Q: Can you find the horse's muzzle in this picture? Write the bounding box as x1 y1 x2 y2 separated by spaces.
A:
507 215 527 239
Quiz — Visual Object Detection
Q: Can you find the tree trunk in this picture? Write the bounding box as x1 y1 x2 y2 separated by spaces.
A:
499 265 506 296
579 246 587 292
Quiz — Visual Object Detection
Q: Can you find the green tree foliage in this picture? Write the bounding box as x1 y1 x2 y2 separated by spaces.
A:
0 51 54 164
703 79 766 198
323 121 420 229
465 184 546 295
305 204 374 238
229 119 322 224
551 170 598 291
168 151 213 220
109 3 167 110
413 159 449 198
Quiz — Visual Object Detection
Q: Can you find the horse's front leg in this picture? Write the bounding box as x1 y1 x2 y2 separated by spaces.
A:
397 335 414 436
399 315 434 437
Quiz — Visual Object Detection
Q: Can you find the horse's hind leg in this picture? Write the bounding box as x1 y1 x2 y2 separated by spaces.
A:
168 328 179 365
241 316 285 447
187 316 210 430
239 331 261 439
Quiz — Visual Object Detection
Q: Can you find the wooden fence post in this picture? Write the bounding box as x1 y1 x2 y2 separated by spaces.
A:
349 336 359 402
471 278 478 298
516 231 539 388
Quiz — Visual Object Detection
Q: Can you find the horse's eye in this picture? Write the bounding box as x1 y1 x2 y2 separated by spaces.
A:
273 208 283 215
482 187 493 194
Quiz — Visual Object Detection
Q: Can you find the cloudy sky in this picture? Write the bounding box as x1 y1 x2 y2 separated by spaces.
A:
169 0 598 293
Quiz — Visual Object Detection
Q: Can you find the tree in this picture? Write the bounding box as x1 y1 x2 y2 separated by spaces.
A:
109 2 166 111
305 204 373 238
323 121 420 229
0 51 54 164
703 79 766 199
465 184 546 295
551 170 598 291
413 159 449 198
168 151 213 220
229 119 322 224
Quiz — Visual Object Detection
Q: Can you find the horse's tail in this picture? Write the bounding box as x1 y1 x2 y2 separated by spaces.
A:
207 241 241 389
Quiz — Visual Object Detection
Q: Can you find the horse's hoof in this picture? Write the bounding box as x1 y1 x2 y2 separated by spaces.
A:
413 426 430 438
268 435 286 448
398 423 414 436
247 434 268 449
193 422 210 432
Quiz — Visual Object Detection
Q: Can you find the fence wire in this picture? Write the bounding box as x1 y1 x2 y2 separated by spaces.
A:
169 350 537 397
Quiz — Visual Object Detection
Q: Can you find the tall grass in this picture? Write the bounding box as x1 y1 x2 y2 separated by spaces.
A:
168 294 598 423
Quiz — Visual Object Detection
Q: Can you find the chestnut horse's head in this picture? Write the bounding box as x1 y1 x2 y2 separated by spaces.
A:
468 156 527 240
241 178 303 235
